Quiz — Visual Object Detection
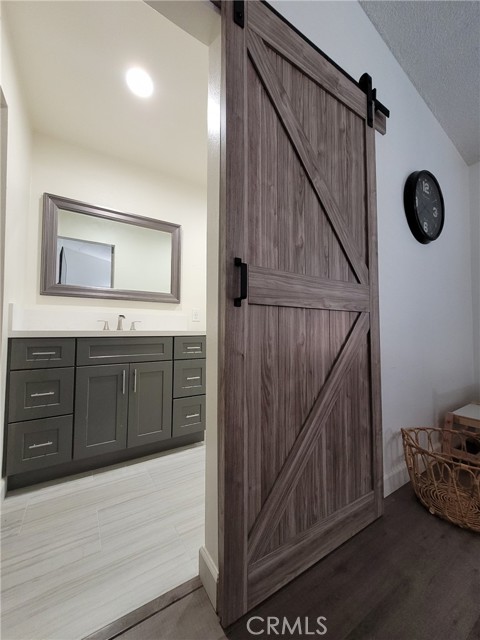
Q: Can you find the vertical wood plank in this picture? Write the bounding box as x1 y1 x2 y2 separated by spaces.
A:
304 81 329 281
246 305 279 531
248 55 278 270
274 54 306 277
276 307 307 545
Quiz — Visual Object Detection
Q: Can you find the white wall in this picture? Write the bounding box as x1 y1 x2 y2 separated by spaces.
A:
23 132 206 331
470 162 480 392
0 9 32 498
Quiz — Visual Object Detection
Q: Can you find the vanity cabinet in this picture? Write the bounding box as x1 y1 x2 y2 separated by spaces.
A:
4 335 205 489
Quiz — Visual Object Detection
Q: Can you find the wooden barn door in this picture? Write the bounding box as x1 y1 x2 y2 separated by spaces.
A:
219 0 386 626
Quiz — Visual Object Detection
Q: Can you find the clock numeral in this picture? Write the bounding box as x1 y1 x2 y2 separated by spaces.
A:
422 179 430 195
423 221 429 233
432 207 438 218
415 196 418 208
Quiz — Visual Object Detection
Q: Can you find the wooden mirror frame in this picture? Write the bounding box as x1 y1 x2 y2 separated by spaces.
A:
41 193 181 303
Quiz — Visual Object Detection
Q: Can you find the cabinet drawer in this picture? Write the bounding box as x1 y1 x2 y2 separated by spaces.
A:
8 368 74 422
173 359 206 398
77 337 173 366
174 336 206 360
10 338 75 370
172 396 205 438
7 416 73 475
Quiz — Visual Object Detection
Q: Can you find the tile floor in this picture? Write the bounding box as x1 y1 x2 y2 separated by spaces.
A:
0 443 205 640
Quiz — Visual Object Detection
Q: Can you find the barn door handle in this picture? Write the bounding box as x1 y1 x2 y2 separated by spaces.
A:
234 257 248 307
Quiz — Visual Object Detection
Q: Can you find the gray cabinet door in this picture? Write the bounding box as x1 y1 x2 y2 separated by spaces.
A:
74 365 128 459
127 362 172 448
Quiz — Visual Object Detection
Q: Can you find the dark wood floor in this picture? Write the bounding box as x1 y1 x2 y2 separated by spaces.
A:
117 484 480 640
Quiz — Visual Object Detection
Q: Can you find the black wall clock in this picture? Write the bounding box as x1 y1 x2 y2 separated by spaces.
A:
403 170 445 244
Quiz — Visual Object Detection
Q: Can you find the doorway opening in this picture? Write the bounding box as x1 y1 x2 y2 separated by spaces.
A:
0 2 220 638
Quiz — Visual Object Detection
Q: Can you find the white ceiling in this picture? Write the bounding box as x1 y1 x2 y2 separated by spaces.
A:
360 1 480 166
6 1 477 172
3 0 209 186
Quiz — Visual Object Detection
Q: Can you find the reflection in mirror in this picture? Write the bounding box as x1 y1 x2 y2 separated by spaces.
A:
56 209 172 292
42 193 180 303
57 237 114 288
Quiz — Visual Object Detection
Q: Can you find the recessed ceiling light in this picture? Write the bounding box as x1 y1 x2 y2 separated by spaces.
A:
126 67 154 98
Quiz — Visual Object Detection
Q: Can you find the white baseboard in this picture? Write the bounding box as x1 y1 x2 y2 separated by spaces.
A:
384 464 409 497
199 545 218 611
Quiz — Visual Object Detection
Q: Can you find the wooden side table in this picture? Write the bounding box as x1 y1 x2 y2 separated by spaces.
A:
443 402 480 464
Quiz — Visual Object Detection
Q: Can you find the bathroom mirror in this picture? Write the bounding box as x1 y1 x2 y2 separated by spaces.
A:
41 193 181 303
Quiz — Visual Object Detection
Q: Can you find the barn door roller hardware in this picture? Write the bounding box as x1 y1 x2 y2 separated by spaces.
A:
228 3 390 128
359 73 390 128
233 0 245 28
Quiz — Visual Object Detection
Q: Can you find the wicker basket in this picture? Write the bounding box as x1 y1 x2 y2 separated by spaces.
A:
401 427 480 533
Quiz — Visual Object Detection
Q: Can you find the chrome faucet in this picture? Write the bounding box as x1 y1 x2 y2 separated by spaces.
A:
117 314 126 331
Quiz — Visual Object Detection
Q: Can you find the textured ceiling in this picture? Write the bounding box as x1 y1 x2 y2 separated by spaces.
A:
3 1 209 186
360 1 480 166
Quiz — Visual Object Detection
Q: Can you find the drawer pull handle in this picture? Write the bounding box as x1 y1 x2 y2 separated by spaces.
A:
186 376 201 381
28 441 53 449
186 346 201 350
122 370 126 395
186 413 200 419
30 391 55 398
133 368 137 393
31 351 57 356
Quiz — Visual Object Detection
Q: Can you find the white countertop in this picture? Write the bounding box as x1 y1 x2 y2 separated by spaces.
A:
9 330 206 338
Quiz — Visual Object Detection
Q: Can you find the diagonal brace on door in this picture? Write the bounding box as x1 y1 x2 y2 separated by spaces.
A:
247 30 369 286
247 312 371 563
